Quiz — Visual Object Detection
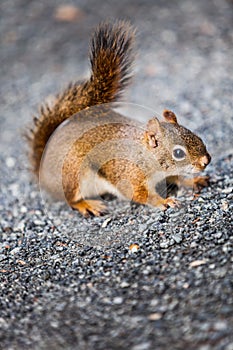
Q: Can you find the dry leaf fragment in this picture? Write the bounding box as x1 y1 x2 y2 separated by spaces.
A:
102 217 112 228
189 259 207 267
221 200 228 211
191 217 200 224
17 259 26 265
54 5 83 22
129 244 139 253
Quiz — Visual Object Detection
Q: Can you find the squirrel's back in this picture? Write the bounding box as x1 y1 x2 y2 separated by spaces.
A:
27 21 135 175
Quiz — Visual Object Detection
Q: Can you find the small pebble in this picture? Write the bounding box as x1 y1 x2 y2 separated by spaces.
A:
6 157 15 168
113 297 123 305
148 312 162 321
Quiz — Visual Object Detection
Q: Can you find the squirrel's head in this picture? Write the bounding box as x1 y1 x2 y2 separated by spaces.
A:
144 110 211 175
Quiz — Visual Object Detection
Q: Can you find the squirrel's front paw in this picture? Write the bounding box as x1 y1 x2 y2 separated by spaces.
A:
147 194 180 210
162 197 180 210
192 176 210 191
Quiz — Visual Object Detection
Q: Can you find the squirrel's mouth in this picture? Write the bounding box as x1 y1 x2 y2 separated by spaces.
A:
192 154 211 172
190 167 202 174
192 167 204 173
192 164 207 173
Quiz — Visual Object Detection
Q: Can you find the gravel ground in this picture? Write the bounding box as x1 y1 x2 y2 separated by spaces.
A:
0 0 233 349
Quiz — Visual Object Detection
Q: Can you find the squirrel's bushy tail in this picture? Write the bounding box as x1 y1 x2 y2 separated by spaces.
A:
28 21 135 175
89 21 135 102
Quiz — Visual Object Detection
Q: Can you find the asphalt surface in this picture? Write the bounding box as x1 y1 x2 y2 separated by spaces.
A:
0 0 233 349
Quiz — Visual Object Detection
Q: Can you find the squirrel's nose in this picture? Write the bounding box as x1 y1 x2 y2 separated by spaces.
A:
200 154 211 168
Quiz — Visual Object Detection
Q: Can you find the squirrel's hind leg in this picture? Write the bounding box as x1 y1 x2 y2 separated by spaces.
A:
63 177 108 217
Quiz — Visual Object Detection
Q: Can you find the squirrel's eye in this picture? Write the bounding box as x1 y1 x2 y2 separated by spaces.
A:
172 145 186 161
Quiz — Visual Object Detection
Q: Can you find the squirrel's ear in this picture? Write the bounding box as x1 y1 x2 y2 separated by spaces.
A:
144 117 161 148
163 109 178 124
